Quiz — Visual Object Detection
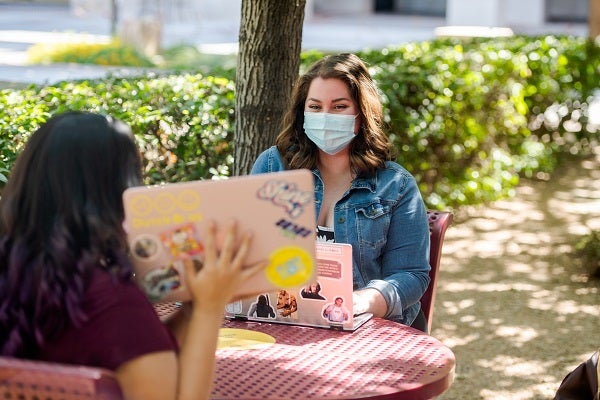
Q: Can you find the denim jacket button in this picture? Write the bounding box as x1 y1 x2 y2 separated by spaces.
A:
338 217 346 223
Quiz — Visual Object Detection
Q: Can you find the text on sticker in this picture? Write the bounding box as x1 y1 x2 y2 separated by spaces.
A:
257 180 313 219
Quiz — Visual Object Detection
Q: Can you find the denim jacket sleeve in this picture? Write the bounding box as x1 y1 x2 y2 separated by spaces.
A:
250 146 285 174
360 165 431 324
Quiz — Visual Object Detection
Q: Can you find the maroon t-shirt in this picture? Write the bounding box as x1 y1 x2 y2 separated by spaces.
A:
39 268 178 371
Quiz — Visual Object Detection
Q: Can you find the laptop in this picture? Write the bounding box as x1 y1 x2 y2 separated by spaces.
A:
122 169 317 303
226 242 373 331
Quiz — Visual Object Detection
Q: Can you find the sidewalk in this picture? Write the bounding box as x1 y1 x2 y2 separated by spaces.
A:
0 3 588 87
435 152 600 399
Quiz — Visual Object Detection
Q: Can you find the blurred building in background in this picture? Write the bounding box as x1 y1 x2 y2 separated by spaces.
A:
11 0 589 30
320 0 588 29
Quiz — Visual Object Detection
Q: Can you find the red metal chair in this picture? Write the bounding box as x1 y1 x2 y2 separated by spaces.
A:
0 305 187 399
0 305 185 399
422 210 454 333
0 356 123 400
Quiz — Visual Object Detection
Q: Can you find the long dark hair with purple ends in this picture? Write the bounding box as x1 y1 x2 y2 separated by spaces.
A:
0 111 143 357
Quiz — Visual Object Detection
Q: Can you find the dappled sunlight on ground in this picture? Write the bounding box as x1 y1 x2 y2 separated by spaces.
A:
493 326 539 346
432 152 600 400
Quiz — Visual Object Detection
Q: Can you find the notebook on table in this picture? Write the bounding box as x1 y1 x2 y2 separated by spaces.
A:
122 169 317 303
226 242 373 331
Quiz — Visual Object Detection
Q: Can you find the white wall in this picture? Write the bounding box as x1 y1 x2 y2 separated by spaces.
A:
501 0 545 28
446 0 501 26
444 0 547 29
195 0 241 22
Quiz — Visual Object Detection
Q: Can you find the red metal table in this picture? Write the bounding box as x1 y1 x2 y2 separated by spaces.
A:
212 318 455 400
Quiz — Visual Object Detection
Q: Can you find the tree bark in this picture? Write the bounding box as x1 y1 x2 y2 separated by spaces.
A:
590 0 600 39
234 0 306 176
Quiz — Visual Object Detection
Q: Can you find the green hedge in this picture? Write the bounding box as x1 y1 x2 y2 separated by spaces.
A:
0 74 236 185
1 35 599 210
358 35 600 208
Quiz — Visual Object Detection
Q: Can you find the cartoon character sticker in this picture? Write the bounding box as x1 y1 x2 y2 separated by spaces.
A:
160 223 203 259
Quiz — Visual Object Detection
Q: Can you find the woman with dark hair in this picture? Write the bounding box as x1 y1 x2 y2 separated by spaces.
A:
248 294 276 318
0 111 265 399
251 53 431 331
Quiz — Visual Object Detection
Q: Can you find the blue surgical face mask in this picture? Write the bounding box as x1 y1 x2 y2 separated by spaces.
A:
303 112 357 155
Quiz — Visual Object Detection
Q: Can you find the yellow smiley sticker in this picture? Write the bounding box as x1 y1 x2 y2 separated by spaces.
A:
154 192 176 214
176 190 201 211
265 246 314 288
129 194 153 217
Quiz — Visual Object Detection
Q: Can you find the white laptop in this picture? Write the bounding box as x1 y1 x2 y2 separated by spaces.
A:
122 169 317 303
226 242 373 331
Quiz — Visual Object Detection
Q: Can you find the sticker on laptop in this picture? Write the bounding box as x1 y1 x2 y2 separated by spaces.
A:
266 246 314 288
140 262 184 302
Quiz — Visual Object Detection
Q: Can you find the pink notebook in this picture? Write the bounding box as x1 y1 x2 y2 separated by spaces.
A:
122 170 316 303
226 242 373 331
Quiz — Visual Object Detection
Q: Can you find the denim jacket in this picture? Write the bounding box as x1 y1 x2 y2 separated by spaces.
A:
251 146 431 325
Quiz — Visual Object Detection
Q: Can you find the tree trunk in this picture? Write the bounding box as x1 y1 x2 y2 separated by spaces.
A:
590 0 600 39
234 0 306 176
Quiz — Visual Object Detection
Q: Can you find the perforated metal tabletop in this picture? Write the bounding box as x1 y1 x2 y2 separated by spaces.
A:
212 318 455 400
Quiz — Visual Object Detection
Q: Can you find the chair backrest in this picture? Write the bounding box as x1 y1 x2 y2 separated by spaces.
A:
421 210 453 333
0 356 123 400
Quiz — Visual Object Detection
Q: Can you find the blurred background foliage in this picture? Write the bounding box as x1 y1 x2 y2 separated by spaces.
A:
2 34 599 213
363 35 600 209
27 39 155 67
27 41 237 77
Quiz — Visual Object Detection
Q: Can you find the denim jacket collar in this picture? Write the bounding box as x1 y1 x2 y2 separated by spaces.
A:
311 168 377 193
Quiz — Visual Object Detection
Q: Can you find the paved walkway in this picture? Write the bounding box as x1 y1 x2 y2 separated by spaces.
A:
434 152 600 399
0 3 588 86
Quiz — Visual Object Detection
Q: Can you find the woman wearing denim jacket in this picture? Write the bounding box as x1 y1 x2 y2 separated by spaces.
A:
251 53 431 331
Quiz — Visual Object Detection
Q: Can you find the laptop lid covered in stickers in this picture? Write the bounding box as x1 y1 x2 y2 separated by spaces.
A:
226 242 373 331
122 169 316 303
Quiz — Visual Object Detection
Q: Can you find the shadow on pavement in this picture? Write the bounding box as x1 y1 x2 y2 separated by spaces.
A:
433 152 600 400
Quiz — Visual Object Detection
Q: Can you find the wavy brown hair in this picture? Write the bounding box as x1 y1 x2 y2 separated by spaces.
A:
275 53 393 177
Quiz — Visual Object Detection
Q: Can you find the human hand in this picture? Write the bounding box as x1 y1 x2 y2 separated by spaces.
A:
183 220 267 314
352 292 369 315
353 289 387 317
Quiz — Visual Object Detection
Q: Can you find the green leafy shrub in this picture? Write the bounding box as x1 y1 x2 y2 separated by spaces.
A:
353 35 600 208
2 35 600 211
0 73 235 186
